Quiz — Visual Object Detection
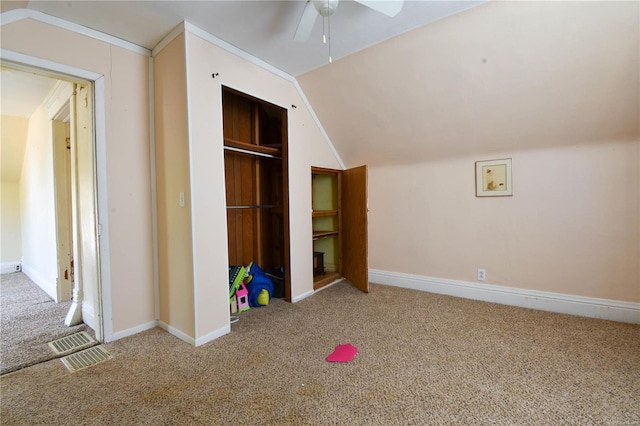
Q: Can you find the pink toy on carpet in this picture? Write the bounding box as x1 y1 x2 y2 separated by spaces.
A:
326 343 358 362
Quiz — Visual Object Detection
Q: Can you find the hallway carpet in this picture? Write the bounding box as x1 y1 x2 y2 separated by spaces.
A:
0 272 89 375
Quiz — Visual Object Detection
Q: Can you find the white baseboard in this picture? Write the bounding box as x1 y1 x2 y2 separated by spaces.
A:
110 320 158 342
369 269 640 324
1 262 21 274
195 325 230 347
21 264 56 300
293 289 314 303
157 321 231 347
313 277 346 294
158 321 196 345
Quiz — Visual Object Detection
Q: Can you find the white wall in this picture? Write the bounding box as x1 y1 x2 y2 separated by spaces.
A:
1 114 29 273
19 103 58 298
1 182 22 272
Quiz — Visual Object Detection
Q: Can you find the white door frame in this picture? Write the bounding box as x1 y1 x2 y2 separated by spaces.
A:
1 48 113 342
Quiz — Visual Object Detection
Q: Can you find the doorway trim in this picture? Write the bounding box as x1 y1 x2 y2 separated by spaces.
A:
51 115 73 303
1 48 112 342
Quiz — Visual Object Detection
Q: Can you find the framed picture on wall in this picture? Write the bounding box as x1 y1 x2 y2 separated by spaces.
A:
475 158 512 197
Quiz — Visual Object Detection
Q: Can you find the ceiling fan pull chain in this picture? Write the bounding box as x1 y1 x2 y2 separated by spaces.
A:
327 0 332 63
322 11 326 44
328 12 332 63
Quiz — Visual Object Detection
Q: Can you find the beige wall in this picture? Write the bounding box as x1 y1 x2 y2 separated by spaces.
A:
180 30 342 340
299 1 640 303
4 0 634 344
154 33 195 338
369 141 639 302
152 28 342 343
105 46 154 333
4 14 340 342
1 18 155 335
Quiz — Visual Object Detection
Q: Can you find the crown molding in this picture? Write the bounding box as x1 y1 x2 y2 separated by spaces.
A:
0 9 150 56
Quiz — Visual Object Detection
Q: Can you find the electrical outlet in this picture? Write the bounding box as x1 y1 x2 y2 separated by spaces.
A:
477 269 486 281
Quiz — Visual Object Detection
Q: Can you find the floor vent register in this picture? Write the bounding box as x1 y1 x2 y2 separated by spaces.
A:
60 345 112 372
48 331 96 356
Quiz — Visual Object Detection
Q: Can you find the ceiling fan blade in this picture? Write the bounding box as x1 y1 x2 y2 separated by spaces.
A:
354 0 404 17
294 1 319 42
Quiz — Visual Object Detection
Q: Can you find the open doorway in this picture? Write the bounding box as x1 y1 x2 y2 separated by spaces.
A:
0 63 103 373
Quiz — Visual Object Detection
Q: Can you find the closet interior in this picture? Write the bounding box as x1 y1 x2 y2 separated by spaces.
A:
312 168 341 289
311 165 369 293
222 86 290 301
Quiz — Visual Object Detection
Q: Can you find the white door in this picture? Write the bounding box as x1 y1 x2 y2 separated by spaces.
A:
53 119 74 302
66 82 103 341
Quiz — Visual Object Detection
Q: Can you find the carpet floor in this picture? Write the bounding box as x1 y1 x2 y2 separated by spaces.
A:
1 281 638 425
0 272 90 375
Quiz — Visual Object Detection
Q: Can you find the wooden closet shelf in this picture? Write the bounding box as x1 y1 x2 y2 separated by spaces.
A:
313 272 342 290
224 138 281 155
312 210 338 218
313 230 339 239
227 204 275 210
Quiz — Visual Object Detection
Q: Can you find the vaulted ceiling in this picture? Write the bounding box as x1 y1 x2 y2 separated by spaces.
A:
2 0 487 76
298 1 640 166
1 1 638 170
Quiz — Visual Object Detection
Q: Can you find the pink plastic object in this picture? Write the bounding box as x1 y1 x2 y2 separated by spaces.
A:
236 282 250 312
326 343 358 363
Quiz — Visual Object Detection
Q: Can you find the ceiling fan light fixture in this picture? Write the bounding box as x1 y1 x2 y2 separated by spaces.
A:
313 0 339 17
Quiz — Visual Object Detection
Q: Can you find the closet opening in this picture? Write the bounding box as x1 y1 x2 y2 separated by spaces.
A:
222 87 291 307
311 165 369 293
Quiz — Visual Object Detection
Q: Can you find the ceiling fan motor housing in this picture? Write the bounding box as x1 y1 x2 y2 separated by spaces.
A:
313 0 339 17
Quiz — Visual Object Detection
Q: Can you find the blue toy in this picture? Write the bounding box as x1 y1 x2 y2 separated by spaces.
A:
245 262 274 307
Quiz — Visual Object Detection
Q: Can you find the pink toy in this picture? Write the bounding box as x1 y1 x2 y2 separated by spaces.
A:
326 343 358 363
236 282 250 312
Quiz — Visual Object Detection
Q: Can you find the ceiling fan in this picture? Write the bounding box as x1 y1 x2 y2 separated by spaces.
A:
293 0 405 43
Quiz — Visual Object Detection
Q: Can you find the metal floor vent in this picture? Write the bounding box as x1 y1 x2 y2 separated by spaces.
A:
48 331 96 356
60 345 112 372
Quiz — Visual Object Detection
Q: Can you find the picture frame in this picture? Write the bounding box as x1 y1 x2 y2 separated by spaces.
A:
475 158 512 197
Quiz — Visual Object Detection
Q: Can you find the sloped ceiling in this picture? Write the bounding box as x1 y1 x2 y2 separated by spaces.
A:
1 1 637 171
0 69 58 183
298 1 640 167
1 68 57 117
4 0 487 76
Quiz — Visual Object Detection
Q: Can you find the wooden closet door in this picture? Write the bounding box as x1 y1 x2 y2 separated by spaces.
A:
342 165 368 293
